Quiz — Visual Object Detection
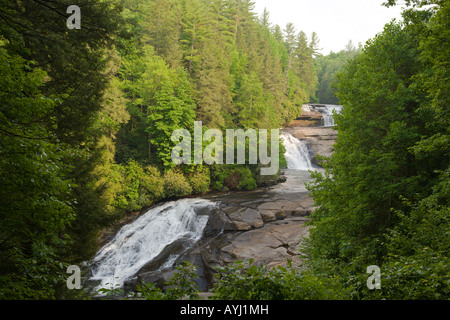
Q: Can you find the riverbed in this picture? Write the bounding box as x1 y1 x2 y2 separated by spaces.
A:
87 104 340 294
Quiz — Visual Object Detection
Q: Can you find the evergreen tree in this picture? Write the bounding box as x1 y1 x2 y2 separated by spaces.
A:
180 0 211 73
294 31 318 101
260 7 272 28
143 0 184 68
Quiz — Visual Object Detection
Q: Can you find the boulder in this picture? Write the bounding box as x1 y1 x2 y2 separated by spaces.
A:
285 109 324 128
258 209 277 222
136 237 192 274
217 218 309 267
227 207 264 230
137 269 176 290
287 126 337 160
291 208 312 217
275 211 286 220
203 209 235 236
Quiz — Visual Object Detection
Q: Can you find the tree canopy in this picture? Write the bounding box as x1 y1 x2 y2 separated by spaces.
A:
306 2 449 299
0 0 320 299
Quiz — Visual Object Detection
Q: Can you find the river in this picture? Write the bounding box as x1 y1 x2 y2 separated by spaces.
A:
87 104 341 295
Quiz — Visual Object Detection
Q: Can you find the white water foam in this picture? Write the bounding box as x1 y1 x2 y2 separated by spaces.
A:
313 105 343 127
89 198 216 292
281 133 313 170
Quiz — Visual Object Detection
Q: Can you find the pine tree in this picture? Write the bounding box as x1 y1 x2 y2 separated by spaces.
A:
260 7 271 28
143 0 184 68
294 31 318 101
180 0 211 73
235 72 268 128
283 23 297 92
310 32 322 58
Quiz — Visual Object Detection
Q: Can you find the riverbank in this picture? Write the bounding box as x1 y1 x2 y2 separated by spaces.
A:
87 106 339 296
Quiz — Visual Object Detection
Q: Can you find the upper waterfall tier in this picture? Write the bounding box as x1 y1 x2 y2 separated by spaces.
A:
307 104 343 127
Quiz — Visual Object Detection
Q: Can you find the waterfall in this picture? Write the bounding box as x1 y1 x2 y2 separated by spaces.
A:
311 104 343 127
88 128 319 295
89 198 216 292
281 133 313 170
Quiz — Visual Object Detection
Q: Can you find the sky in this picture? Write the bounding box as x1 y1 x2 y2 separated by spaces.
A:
253 0 405 55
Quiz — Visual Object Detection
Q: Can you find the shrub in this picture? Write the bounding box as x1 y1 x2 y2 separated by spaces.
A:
114 262 201 300
236 167 257 190
211 260 351 300
138 166 164 206
111 161 165 211
164 261 200 300
210 165 257 191
186 167 211 194
224 170 241 190
163 170 192 198
133 282 166 300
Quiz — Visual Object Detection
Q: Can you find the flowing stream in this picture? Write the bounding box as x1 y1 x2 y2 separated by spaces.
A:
281 133 313 170
311 104 343 127
89 198 216 292
88 105 340 294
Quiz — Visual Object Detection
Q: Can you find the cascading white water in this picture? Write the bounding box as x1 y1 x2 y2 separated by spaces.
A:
281 133 313 170
89 198 216 292
89 129 319 294
312 105 343 127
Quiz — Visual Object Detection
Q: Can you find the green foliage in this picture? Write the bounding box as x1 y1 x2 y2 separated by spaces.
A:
378 172 450 300
186 167 211 194
165 261 200 300
0 0 321 299
133 282 167 300
96 277 125 298
139 166 166 206
118 46 196 168
163 170 193 199
236 167 258 190
383 0 442 7
0 47 74 299
211 260 350 300
102 261 201 300
0 0 127 297
305 3 449 300
111 160 165 212
315 41 361 104
116 0 319 162
209 165 257 191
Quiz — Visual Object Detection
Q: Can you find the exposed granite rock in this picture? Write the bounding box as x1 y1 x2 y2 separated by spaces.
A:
228 207 264 230
210 216 310 269
128 111 338 293
285 126 337 161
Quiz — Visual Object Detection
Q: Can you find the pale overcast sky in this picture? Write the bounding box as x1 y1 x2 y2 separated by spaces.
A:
253 0 405 55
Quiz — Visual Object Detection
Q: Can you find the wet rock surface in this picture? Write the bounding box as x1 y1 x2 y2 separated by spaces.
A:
126 176 322 292
122 106 339 293
130 188 316 292
201 188 315 264
285 126 337 163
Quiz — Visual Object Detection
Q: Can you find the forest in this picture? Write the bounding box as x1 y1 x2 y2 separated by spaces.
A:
0 0 448 300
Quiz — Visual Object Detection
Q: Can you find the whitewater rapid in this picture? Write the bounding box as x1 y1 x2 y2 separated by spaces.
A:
281 133 314 171
312 104 343 127
89 198 216 292
89 125 326 294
